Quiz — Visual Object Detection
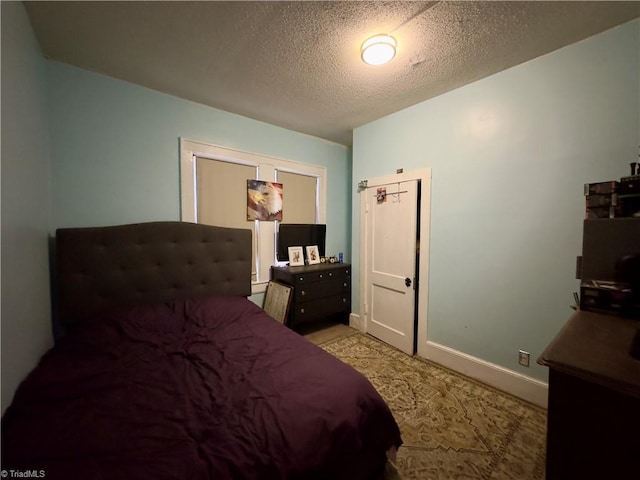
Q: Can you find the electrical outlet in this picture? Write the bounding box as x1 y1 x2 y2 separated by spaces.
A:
518 350 530 367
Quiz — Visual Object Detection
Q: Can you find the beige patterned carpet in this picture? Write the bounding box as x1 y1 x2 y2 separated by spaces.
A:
314 329 547 480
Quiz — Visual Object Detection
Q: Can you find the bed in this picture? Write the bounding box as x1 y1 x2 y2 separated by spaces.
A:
1 221 401 480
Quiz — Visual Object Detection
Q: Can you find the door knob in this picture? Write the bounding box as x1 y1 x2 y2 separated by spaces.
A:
405 277 412 287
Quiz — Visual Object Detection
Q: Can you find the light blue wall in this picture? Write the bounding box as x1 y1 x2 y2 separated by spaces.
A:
47 62 351 248
1 2 54 411
352 19 640 381
47 62 352 305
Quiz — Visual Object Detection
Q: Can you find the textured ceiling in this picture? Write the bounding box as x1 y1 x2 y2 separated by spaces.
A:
25 1 640 146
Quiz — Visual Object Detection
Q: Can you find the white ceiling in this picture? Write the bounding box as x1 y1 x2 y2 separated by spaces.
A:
25 1 640 146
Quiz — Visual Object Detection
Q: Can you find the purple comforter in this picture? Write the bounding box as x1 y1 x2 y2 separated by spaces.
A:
2 296 401 480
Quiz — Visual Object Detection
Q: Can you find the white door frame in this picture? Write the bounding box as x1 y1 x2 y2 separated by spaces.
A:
359 168 432 355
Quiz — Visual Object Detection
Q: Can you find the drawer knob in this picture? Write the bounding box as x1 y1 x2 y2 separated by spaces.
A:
300 308 305 314
346 270 349 275
344 282 347 287
301 290 306 296
329 272 333 277
342 298 347 303
319 274 323 278
299 277 304 281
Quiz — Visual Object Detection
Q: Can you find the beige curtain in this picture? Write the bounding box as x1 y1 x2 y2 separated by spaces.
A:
196 157 257 279
278 171 317 223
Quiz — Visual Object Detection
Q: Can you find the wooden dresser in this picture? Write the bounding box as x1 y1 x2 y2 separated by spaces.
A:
271 263 351 329
538 311 640 479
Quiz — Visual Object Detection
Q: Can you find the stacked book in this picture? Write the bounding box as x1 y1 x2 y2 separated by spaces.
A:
584 181 620 219
585 163 640 218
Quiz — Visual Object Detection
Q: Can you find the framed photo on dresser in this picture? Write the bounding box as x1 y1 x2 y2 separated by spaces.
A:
306 245 320 265
288 246 304 266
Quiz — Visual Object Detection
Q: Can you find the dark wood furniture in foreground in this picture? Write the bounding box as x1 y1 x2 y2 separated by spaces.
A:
538 311 640 479
271 263 351 329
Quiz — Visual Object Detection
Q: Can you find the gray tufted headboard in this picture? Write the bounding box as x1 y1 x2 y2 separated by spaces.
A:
55 221 252 329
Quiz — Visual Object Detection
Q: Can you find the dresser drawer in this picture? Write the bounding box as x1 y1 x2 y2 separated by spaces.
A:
293 277 350 302
290 295 351 326
288 267 350 285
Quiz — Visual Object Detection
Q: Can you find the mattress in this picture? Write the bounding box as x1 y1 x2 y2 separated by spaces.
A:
1 295 401 480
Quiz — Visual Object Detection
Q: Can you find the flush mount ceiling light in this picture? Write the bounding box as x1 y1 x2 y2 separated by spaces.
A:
361 34 397 65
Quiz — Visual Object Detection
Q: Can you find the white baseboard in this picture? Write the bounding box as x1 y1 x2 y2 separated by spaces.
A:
421 341 548 409
349 313 364 332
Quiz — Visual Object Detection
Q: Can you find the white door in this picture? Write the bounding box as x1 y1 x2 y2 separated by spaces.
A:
365 180 418 355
